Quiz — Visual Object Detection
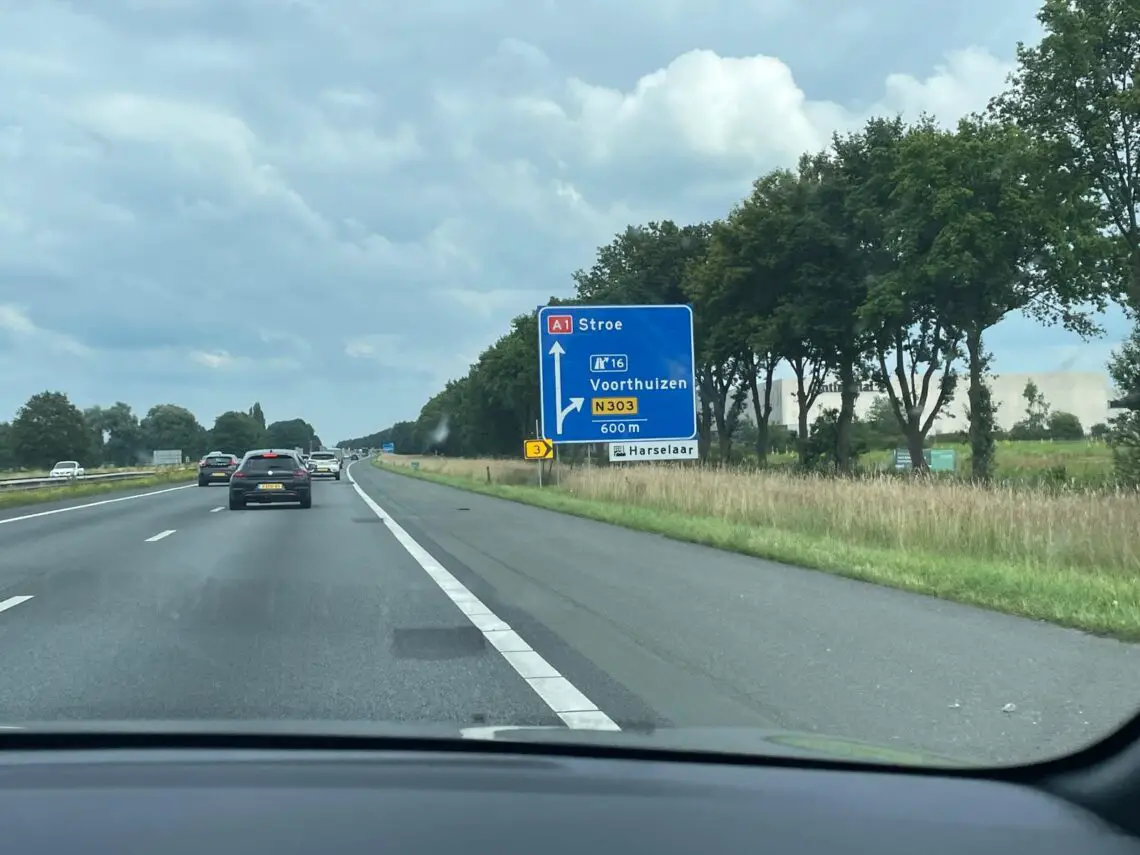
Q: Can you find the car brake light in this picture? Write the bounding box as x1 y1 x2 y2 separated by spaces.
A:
232 471 246 478
294 468 308 477
263 453 278 458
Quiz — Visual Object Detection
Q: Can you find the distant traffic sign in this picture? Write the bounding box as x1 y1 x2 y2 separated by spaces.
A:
523 438 554 460
537 304 697 444
381 442 395 453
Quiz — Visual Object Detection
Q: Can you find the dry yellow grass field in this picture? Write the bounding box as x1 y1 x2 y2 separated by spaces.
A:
376 453 1140 638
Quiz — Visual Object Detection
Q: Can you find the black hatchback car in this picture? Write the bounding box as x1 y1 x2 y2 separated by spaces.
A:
198 452 239 486
229 449 312 510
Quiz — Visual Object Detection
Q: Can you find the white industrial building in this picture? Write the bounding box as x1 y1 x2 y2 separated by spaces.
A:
743 371 1112 435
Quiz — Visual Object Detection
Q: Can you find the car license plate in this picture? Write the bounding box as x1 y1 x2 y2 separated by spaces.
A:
318 467 330 472
213 472 227 477
258 483 285 491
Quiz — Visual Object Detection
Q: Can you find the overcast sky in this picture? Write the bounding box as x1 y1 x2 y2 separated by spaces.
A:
0 0 1130 443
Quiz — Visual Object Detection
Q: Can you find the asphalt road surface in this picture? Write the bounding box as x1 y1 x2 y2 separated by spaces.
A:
0 460 1137 764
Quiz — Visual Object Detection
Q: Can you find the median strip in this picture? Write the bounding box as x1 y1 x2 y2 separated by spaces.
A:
0 469 197 512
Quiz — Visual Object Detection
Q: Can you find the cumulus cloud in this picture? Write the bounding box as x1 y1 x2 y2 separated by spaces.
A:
0 0 1125 439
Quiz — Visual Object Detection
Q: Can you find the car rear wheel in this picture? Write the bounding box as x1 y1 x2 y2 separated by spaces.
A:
299 493 312 509
228 494 245 510
335 472 341 480
198 479 208 487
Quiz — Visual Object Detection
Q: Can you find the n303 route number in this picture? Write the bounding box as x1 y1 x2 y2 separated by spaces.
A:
591 396 638 416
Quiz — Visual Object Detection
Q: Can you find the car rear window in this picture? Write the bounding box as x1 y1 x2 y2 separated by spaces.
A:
243 455 299 473
310 453 336 460
203 456 232 466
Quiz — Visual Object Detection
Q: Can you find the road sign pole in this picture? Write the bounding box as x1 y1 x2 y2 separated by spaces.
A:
536 419 543 488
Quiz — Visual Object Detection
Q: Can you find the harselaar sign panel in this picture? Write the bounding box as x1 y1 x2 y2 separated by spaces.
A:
608 440 699 462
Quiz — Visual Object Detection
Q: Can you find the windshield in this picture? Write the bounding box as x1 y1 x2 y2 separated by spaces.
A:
0 0 1138 772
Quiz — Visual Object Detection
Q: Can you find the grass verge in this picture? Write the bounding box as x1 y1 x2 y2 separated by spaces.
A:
372 455 1140 641
0 468 198 510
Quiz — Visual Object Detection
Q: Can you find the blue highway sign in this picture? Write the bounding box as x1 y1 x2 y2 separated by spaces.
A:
537 304 697 444
381 442 395 453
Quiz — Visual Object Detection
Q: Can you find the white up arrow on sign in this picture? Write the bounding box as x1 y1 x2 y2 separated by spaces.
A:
549 341 584 434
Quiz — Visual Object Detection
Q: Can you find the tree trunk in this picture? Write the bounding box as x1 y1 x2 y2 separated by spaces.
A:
835 358 857 473
746 353 776 465
697 368 714 462
904 420 927 474
965 326 996 482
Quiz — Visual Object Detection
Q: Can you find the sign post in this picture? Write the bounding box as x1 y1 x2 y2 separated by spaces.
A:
537 304 697 445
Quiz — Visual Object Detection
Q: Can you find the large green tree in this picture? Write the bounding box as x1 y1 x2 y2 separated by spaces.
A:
92 402 143 467
209 411 266 457
886 115 1105 479
573 221 708 306
993 0 1139 310
838 117 961 471
141 404 207 457
265 418 320 450
683 222 752 461
742 167 832 463
686 212 787 463
10 391 91 469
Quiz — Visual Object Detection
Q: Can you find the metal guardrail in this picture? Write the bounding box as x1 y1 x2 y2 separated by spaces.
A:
0 471 159 492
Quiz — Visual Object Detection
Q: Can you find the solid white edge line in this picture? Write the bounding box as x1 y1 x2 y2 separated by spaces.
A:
0 595 34 614
144 529 176 542
347 462 620 732
0 484 196 526
210 506 224 513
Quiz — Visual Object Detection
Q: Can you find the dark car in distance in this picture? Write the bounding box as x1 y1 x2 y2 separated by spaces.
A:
229 449 312 510
198 452 239 486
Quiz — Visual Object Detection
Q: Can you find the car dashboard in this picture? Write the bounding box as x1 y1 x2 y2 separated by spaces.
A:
1 737 1138 855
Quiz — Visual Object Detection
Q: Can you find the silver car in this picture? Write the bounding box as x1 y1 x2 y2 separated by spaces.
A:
306 450 342 480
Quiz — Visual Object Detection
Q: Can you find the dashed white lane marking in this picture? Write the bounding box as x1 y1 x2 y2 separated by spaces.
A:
0 596 33 614
145 529 176 542
346 463 620 732
210 506 224 513
0 484 195 526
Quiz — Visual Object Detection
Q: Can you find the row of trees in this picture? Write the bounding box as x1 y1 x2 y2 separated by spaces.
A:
0 392 323 471
350 0 1140 482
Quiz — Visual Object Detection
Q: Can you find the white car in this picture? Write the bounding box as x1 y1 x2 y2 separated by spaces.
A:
306 451 341 480
49 460 85 479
